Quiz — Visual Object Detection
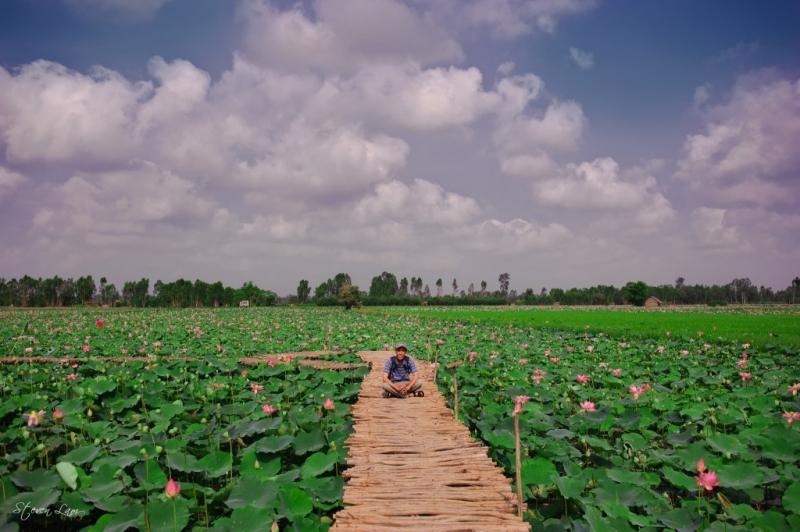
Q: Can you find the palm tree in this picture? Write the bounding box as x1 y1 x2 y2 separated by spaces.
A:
793 277 800 304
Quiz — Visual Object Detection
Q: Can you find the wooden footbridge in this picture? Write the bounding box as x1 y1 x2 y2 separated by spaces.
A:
330 351 529 531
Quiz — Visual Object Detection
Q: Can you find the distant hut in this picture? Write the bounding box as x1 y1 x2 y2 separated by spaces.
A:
644 296 663 308
239 300 250 308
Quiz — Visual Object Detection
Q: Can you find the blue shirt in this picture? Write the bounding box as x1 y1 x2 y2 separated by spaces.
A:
383 355 417 382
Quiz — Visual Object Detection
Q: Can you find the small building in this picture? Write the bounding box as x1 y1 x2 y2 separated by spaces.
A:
239 300 250 308
644 296 663 308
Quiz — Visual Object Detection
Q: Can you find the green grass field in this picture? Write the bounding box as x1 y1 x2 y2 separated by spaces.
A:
368 305 800 349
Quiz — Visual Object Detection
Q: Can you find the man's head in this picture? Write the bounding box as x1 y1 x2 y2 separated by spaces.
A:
395 343 408 359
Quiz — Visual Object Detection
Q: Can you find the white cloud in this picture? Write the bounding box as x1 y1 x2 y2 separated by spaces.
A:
353 178 480 226
36 162 215 236
691 207 742 250
494 100 585 155
569 47 594 70
528 158 675 227
0 166 27 198
345 63 500 130
677 73 800 207
0 61 149 164
240 0 464 72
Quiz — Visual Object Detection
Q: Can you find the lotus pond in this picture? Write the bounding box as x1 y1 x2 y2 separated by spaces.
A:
1 307 799 531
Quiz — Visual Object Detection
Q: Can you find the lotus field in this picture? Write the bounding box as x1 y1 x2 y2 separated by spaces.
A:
1 307 800 530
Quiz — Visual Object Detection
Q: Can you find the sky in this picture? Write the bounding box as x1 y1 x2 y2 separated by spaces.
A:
0 0 799 295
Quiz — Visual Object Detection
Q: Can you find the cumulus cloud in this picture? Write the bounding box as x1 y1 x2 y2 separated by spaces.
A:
569 47 594 70
494 100 586 155
513 158 674 228
353 178 481 225
0 166 27 198
240 0 464 72
677 73 800 206
691 207 742 250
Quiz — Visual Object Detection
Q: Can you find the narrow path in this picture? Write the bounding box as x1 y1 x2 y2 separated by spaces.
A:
331 351 530 531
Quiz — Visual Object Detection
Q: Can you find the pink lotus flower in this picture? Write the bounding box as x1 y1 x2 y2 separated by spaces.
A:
52 409 64 423
579 401 596 413
783 411 800 425
250 383 264 394
629 384 648 400
66 373 78 381
586 345 594 353
550 357 560 364
696 458 706 473
576 374 590 384
532 369 546 384
165 478 181 498
680 350 689 356
82 345 90 353
657 346 665 354
695 471 719 492
566 346 574 353
741 353 750 360
598 362 608 369
512 395 529 416
468 352 476 363
436 339 444 345
521 343 529 350
261 404 277 415
25 410 45 427
518 359 528 366
216 344 223 352
736 359 747 369
96 319 103 328
544 349 552 356
788 383 800 396
611 369 623 377
241 370 249 377
24 347 33 353
323 398 335 410
742 343 750 349
739 372 752 382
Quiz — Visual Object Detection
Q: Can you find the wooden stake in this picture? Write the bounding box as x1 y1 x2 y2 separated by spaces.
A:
514 412 523 518
453 371 459 420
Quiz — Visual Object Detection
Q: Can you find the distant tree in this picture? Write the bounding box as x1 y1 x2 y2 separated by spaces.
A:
337 284 361 310
423 284 431 298
297 279 310 303
369 271 399 297
99 277 108 305
498 273 510 296
452 278 458 295
675 277 685 289
75 275 96 304
399 277 409 296
622 281 648 306
792 277 800 304
480 280 487 294
435 278 443 297
467 282 474 296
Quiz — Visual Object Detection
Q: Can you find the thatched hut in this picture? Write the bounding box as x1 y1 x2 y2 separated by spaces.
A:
644 296 663 308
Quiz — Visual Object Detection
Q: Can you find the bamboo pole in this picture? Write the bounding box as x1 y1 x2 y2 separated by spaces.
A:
514 412 523 518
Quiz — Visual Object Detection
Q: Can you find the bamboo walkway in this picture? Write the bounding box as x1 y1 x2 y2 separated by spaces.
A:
331 351 530 531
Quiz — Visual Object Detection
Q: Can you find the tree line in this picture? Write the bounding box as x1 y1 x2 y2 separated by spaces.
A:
1 273 798 308
0 276 276 307
296 273 800 307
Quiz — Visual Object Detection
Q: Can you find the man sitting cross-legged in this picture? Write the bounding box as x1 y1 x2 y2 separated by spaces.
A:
382 343 423 398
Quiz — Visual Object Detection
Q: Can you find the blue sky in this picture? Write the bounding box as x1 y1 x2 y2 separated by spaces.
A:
0 0 798 293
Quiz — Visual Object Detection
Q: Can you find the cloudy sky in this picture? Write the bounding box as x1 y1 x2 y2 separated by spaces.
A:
1 0 799 294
